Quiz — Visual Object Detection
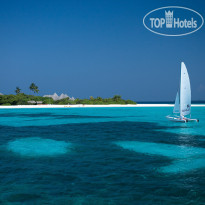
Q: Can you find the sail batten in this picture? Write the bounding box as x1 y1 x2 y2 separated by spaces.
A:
180 62 191 116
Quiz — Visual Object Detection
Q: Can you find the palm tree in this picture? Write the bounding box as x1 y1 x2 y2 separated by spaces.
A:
15 87 21 94
29 83 39 94
34 85 39 94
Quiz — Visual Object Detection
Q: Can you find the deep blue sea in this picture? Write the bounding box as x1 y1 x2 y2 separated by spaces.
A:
0 107 205 204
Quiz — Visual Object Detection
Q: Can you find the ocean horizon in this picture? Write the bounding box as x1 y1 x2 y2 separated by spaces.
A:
136 100 205 104
1 0 205 204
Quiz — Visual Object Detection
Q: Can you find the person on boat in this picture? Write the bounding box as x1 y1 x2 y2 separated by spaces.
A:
180 115 188 122
180 115 185 120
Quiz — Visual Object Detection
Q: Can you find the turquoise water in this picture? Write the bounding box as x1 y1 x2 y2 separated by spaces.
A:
0 107 205 204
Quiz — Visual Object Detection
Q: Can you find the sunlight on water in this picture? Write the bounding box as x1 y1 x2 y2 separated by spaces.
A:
115 141 205 173
114 141 205 159
7 137 72 157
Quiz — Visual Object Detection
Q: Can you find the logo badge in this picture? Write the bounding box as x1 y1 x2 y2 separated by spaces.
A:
143 6 204 36
165 11 173 28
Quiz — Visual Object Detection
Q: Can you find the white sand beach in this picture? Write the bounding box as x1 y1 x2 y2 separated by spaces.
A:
0 104 205 109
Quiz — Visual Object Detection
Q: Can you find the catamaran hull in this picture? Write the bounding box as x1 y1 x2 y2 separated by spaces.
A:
166 116 186 123
166 116 199 123
186 118 199 122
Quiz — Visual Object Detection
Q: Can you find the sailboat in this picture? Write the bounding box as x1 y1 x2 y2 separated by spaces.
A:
166 62 199 123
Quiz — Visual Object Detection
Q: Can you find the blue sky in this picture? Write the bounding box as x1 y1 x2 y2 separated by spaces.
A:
0 0 205 101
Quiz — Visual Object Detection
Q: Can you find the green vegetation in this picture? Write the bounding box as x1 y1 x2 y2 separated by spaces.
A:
29 83 39 94
1 83 136 106
0 93 50 105
0 94 136 106
15 87 21 94
74 95 136 105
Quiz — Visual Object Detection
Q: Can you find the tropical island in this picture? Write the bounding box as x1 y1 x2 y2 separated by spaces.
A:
0 83 136 106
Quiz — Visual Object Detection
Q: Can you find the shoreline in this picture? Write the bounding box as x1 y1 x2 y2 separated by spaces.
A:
0 104 205 109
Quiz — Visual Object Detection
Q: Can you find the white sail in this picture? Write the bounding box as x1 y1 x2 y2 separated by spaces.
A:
173 92 180 113
180 62 191 116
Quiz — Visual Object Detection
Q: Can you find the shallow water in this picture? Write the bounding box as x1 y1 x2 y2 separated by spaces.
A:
0 107 205 204
7 137 72 157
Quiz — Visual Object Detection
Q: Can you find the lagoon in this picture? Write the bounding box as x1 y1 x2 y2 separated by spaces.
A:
0 107 205 204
